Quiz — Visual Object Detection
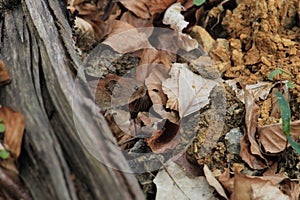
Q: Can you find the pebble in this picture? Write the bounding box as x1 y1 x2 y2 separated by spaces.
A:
224 128 243 155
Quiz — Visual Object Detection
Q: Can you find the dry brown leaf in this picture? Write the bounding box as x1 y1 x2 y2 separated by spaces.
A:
69 2 112 41
148 0 177 15
162 63 218 118
146 120 180 153
173 152 202 177
154 160 218 200
91 73 149 111
119 0 150 19
258 120 300 154
145 63 170 106
203 165 229 200
120 0 185 19
240 134 269 169
219 168 234 194
231 172 295 200
240 90 269 169
120 11 153 29
0 107 25 158
105 111 134 149
0 60 11 86
138 48 172 81
103 20 152 53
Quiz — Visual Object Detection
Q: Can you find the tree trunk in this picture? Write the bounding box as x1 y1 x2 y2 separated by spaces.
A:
0 0 144 199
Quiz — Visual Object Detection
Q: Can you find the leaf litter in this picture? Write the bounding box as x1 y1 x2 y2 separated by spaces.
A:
70 0 300 199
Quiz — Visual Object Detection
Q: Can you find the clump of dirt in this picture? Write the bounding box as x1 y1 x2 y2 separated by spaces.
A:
191 0 300 181
212 0 300 125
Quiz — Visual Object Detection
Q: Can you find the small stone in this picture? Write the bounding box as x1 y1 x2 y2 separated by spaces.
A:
190 26 216 52
224 128 243 155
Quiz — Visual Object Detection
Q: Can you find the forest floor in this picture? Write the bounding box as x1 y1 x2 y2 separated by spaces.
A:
69 0 300 199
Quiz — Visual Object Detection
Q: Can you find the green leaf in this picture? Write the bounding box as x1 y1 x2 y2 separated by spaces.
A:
0 124 5 133
268 69 293 81
276 91 291 136
286 81 295 89
268 69 283 80
0 150 9 159
0 118 2 123
193 0 206 6
287 135 300 154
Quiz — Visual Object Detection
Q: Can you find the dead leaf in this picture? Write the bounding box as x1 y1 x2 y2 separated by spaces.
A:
162 2 198 51
119 0 183 19
138 48 172 81
177 33 199 52
0 107 25 158
163 2 188 32
154 160 218 200
240 135 268 169
258 120 300 154
69 2 112 41
225 80 274 103
0 60 11 86
231 172 293 200
219 168 234 194
203 165 229 200
120 11 153 29
162 63 218 118
148 0 178 16
173 152 203 177
119 0 151 19
145 63 170 106
146 120 180 153
240 90 269 169
103 20 152 53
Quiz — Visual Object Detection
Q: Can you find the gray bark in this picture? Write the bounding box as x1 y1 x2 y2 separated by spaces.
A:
0 0 144 199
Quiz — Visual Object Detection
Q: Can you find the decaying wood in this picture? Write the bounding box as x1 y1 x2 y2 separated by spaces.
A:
0 0 144 199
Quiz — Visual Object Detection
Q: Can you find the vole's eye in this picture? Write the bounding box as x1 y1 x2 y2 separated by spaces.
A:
134 85 139 91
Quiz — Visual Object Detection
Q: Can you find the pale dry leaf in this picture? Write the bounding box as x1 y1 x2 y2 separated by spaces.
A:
108 109 132 134
177 33 199 52
138 48 172 81
145 64 169 106
225 80 274 103
103 20 151 53
203 165 229 200
258 120 300 154
162 63 218 118
154 161 218 200
231 172 291 200
163 2 188 32
120 11 153 30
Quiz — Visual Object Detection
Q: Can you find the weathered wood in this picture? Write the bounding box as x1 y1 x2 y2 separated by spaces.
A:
0 0 144 199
